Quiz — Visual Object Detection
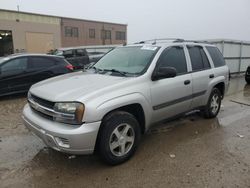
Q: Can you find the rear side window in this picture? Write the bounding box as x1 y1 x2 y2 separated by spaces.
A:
76 49 86 57
188 46 210 71
63 50 74 58
54 57 68 66
30 57 56 69
206 46 225 67
157 46 187 74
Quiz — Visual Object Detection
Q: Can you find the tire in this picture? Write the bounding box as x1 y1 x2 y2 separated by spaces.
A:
203 88 222 118
98 111 141 165
245 76 250 84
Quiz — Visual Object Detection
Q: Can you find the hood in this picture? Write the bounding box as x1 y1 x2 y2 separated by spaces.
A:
30 72 128 102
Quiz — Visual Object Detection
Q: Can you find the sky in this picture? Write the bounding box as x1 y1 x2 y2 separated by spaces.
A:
1 0 250 43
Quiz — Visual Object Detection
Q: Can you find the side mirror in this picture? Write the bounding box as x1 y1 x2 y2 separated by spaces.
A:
152 67 177 81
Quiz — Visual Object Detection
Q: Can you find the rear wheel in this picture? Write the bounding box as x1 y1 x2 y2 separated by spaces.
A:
203 88 222 118
245 75 250 84
98 111 141 165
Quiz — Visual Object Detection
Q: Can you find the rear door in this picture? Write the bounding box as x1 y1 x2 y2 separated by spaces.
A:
150 46 193 123
187 45 213 108
0 57 30 94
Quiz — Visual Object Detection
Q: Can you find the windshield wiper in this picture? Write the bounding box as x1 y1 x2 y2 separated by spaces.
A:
103 69 128 76
86 66 101 73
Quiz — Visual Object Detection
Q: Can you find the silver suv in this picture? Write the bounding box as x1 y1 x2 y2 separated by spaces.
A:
22 39 229 165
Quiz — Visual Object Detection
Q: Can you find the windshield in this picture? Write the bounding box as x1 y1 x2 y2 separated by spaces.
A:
54 50 64 56
93 46 159 76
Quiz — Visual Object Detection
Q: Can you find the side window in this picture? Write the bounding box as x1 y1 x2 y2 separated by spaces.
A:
157 47 187 74
206 46 225 67
1 57 28 73
200 48 210 69
63 50 74 58
54 58 68 66
30 57 55 69
188 46 210 71
76 49 86 57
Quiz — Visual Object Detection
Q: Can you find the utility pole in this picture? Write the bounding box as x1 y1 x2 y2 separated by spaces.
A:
101 24 105 45
17 5 20 12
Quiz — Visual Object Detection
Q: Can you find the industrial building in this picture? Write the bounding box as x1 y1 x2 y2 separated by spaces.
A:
0 9 127 56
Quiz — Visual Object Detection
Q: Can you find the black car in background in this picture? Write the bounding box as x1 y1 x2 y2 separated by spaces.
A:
246 66 250 84
53 46 118 70
54 48 89 70
0 54 73 97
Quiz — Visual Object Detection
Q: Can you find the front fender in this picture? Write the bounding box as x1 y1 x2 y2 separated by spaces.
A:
83 93 152 130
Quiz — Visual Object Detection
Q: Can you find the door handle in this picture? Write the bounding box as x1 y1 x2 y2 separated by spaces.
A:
209 74 214 78
184 80 191 85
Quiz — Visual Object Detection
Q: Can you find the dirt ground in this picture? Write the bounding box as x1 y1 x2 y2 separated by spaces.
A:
0 76 250 188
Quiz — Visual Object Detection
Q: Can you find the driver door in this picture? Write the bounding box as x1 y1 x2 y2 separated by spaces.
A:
150 46 193 123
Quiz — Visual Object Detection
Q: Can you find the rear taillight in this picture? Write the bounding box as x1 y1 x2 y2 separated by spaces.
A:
66 64 74 71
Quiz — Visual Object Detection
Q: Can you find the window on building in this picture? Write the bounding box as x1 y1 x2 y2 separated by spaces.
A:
64 26 79 37
65 26 72 37
157 47 187 75
105 30 111 39
101 30 111 40
72 27 78 37
206 46 225 67
116 31 126 40
89 29 95 38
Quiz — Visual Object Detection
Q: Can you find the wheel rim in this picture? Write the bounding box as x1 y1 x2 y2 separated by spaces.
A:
210 94 220 114
109 123 135 157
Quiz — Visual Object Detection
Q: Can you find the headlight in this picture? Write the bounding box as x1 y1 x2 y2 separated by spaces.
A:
53 102 85 124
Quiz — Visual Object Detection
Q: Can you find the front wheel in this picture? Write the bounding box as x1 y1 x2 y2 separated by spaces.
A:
202 88 222 118
98 111 141 165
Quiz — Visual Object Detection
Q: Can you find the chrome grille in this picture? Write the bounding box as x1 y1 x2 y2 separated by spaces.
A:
30 94 54 109
28 93 75 120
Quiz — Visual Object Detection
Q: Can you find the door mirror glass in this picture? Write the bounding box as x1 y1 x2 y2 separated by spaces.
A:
152 67 177 81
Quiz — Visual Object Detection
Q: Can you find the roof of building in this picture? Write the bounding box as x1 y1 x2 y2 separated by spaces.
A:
202 39 250 45
0 8 127 26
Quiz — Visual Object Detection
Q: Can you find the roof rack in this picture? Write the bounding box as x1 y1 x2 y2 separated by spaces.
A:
134 38 211 45
134 38 184 45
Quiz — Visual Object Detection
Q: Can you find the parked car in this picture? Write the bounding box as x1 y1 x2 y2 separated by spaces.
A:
245 65 250 84
0 54 73 97
86 46 117 63
54 47 89 70
22 39 229 165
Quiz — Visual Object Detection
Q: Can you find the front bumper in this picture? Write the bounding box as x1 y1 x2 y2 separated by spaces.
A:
22 104 101 155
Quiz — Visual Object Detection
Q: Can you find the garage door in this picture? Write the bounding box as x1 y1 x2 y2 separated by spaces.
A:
26 32 54 53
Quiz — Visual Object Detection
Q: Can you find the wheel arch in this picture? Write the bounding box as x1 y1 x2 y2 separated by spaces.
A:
94 102 147 153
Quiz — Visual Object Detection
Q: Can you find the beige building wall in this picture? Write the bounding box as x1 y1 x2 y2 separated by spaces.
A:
61 18 127 47
0 10 61 53
0 9 127 52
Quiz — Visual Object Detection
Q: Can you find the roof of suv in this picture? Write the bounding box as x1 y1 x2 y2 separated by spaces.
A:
127 39 216 48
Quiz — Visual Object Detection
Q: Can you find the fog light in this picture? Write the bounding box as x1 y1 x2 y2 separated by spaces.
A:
55 137 70 148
